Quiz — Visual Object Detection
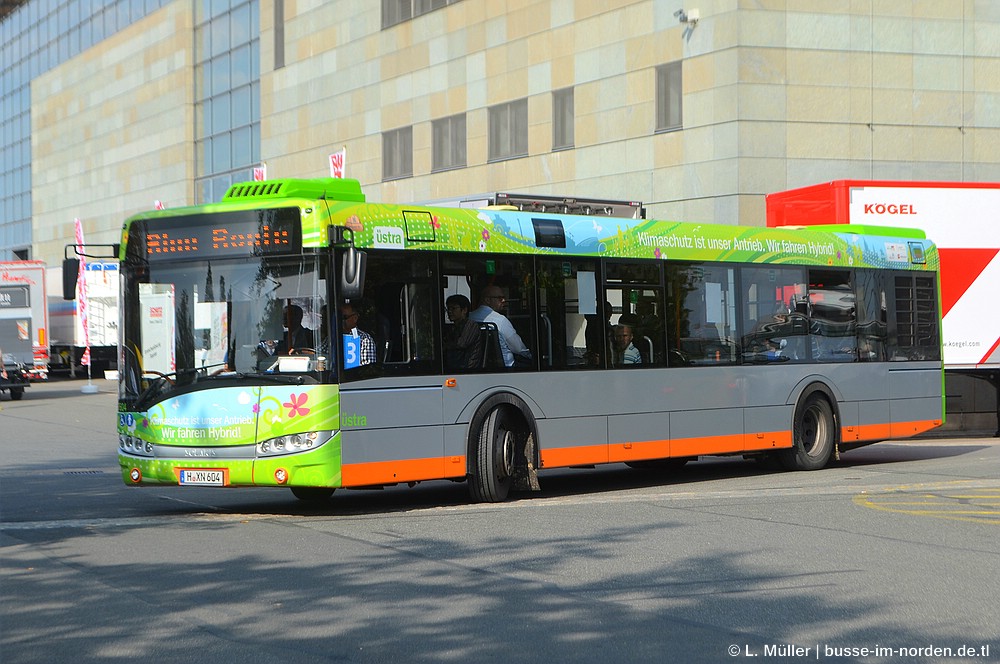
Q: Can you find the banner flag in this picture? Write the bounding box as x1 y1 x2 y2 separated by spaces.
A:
73 218 92 366
329 149 346 178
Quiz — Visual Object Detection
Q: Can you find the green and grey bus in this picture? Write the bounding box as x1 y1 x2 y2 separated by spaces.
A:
104 177 943 503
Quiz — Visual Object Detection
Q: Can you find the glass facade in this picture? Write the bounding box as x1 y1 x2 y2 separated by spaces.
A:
194 0 260 204
0 0 261 259
0 0 172 261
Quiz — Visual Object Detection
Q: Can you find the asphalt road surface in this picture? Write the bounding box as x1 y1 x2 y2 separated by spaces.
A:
2 380 998 663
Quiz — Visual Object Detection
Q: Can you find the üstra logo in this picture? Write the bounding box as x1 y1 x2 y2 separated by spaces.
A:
373 226 405 249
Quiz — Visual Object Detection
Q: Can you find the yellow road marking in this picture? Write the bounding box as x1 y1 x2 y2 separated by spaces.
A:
854 482 1000 525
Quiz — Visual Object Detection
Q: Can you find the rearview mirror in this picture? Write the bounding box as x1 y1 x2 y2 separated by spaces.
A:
331 225 366 300
340 246 366 300
62 258 80 300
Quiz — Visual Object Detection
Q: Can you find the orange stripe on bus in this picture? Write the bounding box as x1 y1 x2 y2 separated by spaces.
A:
545 431 793 469
671 433 749 457
608 439 670 464
340 420 942 486
744 430 794 451
890 419 942 439
843 423 892 442
844 420 941 443
540 444 608 468
341 456 463 487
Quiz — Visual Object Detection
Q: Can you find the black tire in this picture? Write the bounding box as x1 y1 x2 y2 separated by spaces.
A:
469 406 516 503
9 387 24 401
290 487 335 502
780 392 835 471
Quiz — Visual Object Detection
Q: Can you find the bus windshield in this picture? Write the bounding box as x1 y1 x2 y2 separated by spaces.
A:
120 254 328 407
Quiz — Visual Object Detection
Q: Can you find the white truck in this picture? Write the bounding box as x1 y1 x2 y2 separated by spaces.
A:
0 261 50 380
47 261 120 376
766 180 1000 431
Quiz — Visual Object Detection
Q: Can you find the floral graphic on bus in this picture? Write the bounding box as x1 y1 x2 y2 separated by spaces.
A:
283 393 311 418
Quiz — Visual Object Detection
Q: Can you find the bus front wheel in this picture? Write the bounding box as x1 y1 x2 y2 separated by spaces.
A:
470 406 516 503
780 392 835 471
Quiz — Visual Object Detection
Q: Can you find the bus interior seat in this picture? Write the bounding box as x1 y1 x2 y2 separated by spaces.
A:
478 322 504 369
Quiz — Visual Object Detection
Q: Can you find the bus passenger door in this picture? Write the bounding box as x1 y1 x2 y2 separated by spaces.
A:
338 252 447 486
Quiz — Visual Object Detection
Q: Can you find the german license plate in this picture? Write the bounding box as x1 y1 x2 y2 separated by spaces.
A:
178 469 228 486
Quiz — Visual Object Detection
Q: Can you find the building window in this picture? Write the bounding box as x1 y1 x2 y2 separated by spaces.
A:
194 0 261 203
656 61 682 132
552 87 574 151
432 114 467 172
383 126 413 181
382 0 462 29
488 98 528 162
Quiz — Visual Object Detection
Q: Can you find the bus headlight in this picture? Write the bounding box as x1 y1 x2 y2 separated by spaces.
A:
120 434 154 458
256 430 333 457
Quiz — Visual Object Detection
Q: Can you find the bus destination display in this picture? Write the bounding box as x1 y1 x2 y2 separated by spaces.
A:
142 210 301 259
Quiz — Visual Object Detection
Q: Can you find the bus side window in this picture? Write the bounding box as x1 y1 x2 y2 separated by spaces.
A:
889 273 940 361
739 265 808 364
669 263 737 365
442 253 534 372
605 261 665 368
537 258 600 369
349 251 440 377
808 269 856 363
854 269 887 362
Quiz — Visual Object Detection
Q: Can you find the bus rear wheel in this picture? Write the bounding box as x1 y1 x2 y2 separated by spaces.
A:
290 487 335 502
780 392 835 471
470 406 516 503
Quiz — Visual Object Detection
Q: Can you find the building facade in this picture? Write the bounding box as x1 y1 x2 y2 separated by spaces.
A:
3 0 999 268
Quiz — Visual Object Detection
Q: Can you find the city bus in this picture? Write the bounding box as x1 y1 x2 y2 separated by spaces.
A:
96 177 943 503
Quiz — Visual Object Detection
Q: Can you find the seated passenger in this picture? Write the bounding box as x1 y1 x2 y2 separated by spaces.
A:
764 338 786 360
612 323 642 366
469 286 531 368
340 302 376 366
445 294 485 369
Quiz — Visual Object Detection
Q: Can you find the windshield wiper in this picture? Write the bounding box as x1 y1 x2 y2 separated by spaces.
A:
230 372 309 384
132 366 311 409
133 363 231 407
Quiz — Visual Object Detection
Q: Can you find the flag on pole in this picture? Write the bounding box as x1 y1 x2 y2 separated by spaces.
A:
253 162 267 181
73 218 92 367
329 149 346 178
154 200 165 210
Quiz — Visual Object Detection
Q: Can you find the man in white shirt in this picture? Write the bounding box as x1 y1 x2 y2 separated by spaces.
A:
469 286 531 368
